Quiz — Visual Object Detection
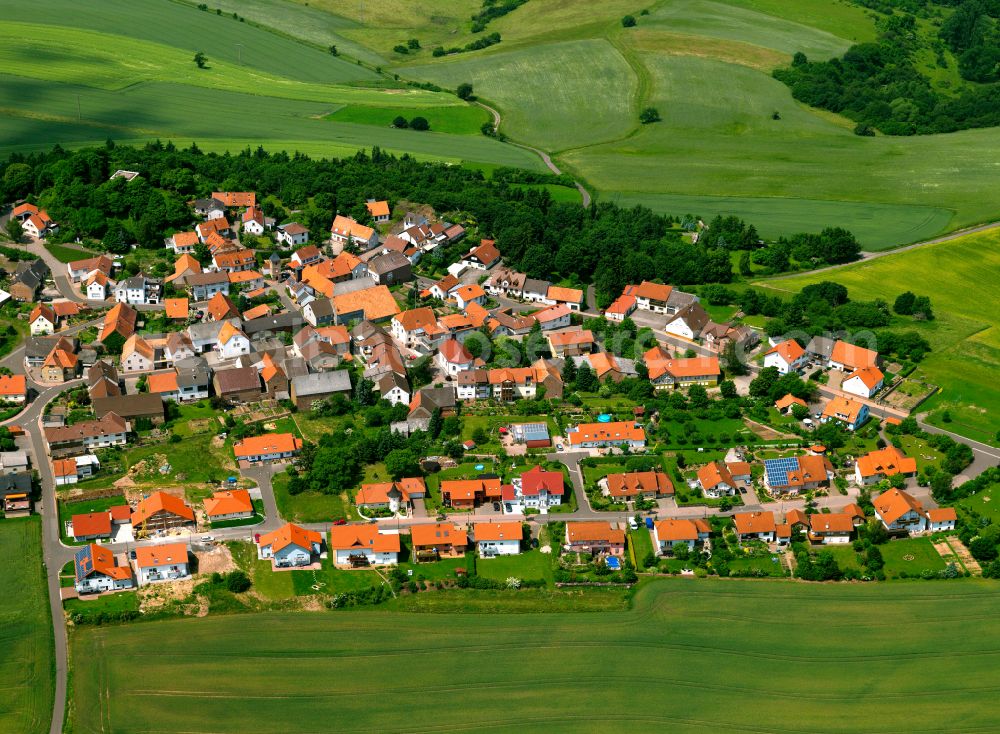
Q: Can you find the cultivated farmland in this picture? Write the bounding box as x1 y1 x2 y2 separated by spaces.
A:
70 579 1000 733
759 229 1000 445
0 518 54 734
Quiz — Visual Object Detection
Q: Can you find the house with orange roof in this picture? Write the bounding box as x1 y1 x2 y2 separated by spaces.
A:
204 489 255 522
452 283 487 310
604 470 674 500
545 285 584 311
329 525 401 567
854 446 918 485
74 544 133 594
164 297 189 320
392 307 443 349
461 240 501 270
829 340 879 372
70 511 113 542
167 230 200 254
763 455 832 496
547 329 595 358
652 518 711 553
873 487 929 534
531 303 572 331
29 304 56 335
241 303 271 322
99 302 137 350
355 477 427 514
604 289 637 322
365 199 391 223
290 245 322 269
565 522 626 556
808 513 855 544
426 273 461 300
474 521 523 557
763 338 808 375
574 351 638 382
567 421 646 449
436 338 475 377
732 512 777 544
233 433 302 464
411 522 468 559
228 269 264 291
121 334 155 373
330 214 378 250
206 292 240 322
775 393 807 414
643 346 721 389
134 542 190 585
696 460 751 498
241 206 270 235
131 491 195 532
21 209 58 238
41 341 79 382
146 370 180 400
633 281 674 313
441 478 502 509
841 365 884 399
312 251 368 283
213 248 256 273
67 254 113 283
212 191 256 209
331 285 399 324
0 374 27 404
258 523 323 568
821 395 869 431
86 270 115 300
927 507 957 533
11 202 40 221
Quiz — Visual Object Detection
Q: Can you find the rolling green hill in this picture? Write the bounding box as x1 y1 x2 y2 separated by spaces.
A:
70 579 1000 733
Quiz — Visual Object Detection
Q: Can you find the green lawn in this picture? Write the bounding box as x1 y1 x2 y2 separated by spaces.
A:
476 550 553 585
821 544 864 572
759 229 1000 447
63 591 140 621
271 471 355 523
958 483 1000 522
0 518 54 734
880 537 948 579
44 241 94 264
628 528 655 567
70 579 1000 732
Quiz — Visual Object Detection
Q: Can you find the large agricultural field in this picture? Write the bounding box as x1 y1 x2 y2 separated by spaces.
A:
5 0 1000 246
758 229 1000 446
0 518 54 734
70 579 1000 733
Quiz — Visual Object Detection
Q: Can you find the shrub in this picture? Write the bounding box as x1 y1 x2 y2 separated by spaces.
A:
409 116 430 131
226 570 252 593
622 15 637 27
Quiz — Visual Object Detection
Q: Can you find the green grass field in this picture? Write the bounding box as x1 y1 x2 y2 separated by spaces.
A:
70 579 1000 733
758 229 1000 445
0 518 54 734
959 483 1000 522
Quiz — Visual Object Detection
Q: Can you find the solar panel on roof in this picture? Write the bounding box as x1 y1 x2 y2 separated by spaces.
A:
764 457 801 487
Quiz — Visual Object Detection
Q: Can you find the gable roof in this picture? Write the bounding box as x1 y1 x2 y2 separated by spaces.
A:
207 292 240 321
100 302 137 342
328 524 400 553
856 446 917 479
394 307 437 333
438 338 473 364
822 395 867 424
75 544 131 582
765 339 806 365
233 433 302 458
520 465 565 495
474 521 522 542
332 285 400 322
134 541 189 569
844 365 884 390
204 489 253 518
330 214 375 242
258 523 322 554
655 518 709 542
775 393 807 411
164 297 189 319
410 523 468 548
606 470 673 497
873 488 926 525
546 285 584 304
131 491 194 526
732 511 776 535
366 200 390 218
831 340 878 369
634 280 672 302
566 521 625 544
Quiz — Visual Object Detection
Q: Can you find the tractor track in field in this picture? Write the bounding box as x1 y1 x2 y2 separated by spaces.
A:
474 100 592 208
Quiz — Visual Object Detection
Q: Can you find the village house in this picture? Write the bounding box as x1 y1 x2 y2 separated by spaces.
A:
873 487 931 534
365 199 391 223
485 267 526 298
10 259 49 302
663 302 712 340
331 285 400 324
927 507 958 533
355 477 426 515
30 304 56 335
203 489 255 522
411 522 468 560
377 372 411 406
696 460 750 498
131 491 195 532
407 386 456 426
841 365 885 399
441 477 502 509
0 449 29 475
258 523 323 568
70 510 114 542
212 191 256 209
99 303 137 351
545 285 584 311
763 455 832 496
216 322 252 359
228 269 264 292
604 287 637 322
92 393 165 426
774 393 807 415
547 329 595 358
212 365 262 403
135 542 190 586
855 446 918 485
452 283 487 310
233 433 303 464
632 281 674 314
67 254 113 283
187 271 231 301
521 277 552 305
290 245 323 270
764 339 808 375
330 214 379 250
392 307 443 349
191 197 225 219
113 275 161 305
604 470 674 501
732 511 777 544
808 513 855 544
643 347 721 389
461 240 501 270
40 338 79 382
164 331 196 363
206 294 239 324
532 303 573 331
164 297 189 321
829 340 880 372
652 518 711 553
276 222 309 248
565 522 626 557
367 251 411 285
213 248 256 274
120 334 155 373
166 230 200 254
475 521 523 557
20 207 58 238
241 206 271 235
426 273 461 301
44 412 129 455
437 338 475 377
567 421 646 450
87 360 121 399
74 544 133 595
503 465 565 514
325 525 400 567
86 271 114 300
290 371 352 411
821 395 870 431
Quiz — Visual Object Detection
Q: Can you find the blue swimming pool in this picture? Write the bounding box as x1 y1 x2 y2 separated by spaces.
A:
597 413 612 423
605 557 621 570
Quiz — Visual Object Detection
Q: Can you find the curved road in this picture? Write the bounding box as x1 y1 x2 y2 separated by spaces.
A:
475 101 592 208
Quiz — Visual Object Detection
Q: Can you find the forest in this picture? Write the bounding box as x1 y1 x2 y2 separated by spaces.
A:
775 0 1000 134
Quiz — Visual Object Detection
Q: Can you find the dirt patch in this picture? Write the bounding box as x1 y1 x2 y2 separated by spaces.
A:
943 536 982 575
745 419 796 441
195 544 235 575
211 435 227 449
138 578 195 611
187 418 213 434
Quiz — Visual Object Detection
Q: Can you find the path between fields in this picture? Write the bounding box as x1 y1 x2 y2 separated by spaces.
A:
474 101 592 208
758 218 1000 286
